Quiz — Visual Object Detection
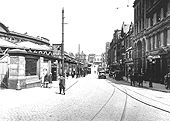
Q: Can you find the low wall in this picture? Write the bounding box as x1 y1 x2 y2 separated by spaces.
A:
25 75 41 88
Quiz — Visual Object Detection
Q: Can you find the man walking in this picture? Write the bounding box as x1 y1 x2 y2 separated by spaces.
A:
164 66 170 90
59 75 66 95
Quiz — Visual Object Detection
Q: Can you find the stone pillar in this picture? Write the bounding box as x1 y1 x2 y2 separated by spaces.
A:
8 56 26 89
39 57 44 79
150 36 153 50
160 8 164 20
160 31 164 47
48 60 51 73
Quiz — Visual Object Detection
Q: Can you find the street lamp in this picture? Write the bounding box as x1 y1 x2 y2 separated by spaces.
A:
61 8 64 76
147 55 157 87
61 8 68 76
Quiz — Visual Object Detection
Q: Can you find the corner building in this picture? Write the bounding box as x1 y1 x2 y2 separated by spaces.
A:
133 0 170 83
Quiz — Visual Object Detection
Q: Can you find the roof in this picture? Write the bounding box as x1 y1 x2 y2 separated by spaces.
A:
0 38 22 48
16 41 52 51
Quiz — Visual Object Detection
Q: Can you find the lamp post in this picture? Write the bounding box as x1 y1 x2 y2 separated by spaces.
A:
61 8 64 76
61 8 68 76
147 55 156 87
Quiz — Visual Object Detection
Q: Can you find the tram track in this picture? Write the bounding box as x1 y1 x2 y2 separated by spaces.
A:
90 82 116 121
62 76 170 120
123 86 170 107
65 80 79 91
106 80 128 121
107 79 170 114
90 79 128 121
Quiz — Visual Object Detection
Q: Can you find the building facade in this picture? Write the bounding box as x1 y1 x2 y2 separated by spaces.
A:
133 0 170 83
88 54 95 63
124 22 134 77
105 42 110 68
108 29 121 72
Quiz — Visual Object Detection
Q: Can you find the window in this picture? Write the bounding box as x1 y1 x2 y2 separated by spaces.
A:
164 5 167 18
153 35 155 50
129 51 132 59
25 56 38 76
164 29 167 46
148 37 151 51
157 10 161 22
150 15 153 26
157 32 160 48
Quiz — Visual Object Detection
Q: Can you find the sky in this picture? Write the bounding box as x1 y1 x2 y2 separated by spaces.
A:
1 0 135 55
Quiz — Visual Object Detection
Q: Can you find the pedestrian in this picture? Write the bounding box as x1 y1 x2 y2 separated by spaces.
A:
129 69 136 86
44 73 49 88
41 68 47 87
59 75 66 95
66 70 69 78
48 72 52 88
71 71 75 78
164 67 170 90
138 72 144 87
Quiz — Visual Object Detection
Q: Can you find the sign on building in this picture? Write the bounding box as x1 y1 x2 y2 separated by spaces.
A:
52 44 62 58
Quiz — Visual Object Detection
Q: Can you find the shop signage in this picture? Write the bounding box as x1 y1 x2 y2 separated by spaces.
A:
52 44 62 57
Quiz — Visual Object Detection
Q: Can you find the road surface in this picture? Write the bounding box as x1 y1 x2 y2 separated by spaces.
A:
0 74 170 121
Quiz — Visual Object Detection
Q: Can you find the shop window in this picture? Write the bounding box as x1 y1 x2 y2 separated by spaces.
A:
25 56 38 76
164 5 167 18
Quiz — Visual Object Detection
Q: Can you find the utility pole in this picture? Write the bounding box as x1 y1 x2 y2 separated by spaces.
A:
61 8 65 76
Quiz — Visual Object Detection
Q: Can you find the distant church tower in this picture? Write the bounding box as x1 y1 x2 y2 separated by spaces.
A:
78 44 80 55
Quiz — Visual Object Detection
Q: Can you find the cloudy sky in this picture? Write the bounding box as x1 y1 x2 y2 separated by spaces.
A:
1 0 134 55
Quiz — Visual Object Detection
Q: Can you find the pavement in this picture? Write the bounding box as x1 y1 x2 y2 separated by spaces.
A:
1 74 169 94
0 76 80 102
122 76 170 93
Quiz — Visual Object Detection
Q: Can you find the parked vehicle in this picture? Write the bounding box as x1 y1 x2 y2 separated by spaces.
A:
98 70 106 79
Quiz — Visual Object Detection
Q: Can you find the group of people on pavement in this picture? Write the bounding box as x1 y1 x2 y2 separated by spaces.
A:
128 68 144 87
128 66 170 90
40 67 89 95
164 67 170 90
66 67 87 79
41 69 52 88
41 70 66 95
